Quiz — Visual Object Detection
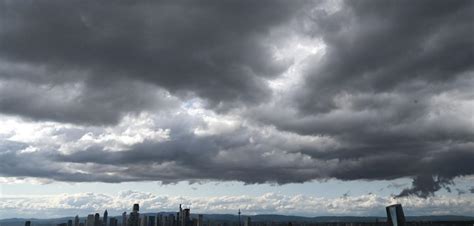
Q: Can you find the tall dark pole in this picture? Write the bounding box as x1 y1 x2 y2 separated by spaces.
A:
238 209 241 226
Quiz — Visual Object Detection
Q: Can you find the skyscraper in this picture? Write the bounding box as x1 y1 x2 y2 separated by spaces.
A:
95 213 101 226
25 221 31 226
75 215 80 226
128 204 140 226
87 214 95 226
140 215 148 226
386 204 406 226
155 214 161 226
148 216 156 226
104 210 108 226
178 205 182 226
109 218 118 226
183 208 191 226
122 212 127 226
68 219 73 226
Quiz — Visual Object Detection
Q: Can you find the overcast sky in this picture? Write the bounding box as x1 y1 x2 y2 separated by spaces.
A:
0 0 473 218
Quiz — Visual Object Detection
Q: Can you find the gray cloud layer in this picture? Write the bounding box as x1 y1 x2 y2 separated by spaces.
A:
0 0 473 198
0 0 302 121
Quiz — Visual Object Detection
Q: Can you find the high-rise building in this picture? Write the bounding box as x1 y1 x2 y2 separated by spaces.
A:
140 215 148 226
87 214 95 226
155 214 161 226
176 204 193 226
109 218 118 226
25 221 31 226
95 213 101 226
168 214 175 226
184 208 191 226
128 204 140 226
157 214 165 226
122 212 127 226
104 210 108 226
68 219 73 226
147 216 156 226
244 217 251 226
386 204 406 226
75 215 80 226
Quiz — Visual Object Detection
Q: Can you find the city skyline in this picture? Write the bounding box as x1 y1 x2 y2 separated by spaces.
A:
16 203 474 226
1 0 473 219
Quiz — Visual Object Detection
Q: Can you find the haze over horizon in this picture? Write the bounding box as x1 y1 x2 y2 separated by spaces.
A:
0 0 473 218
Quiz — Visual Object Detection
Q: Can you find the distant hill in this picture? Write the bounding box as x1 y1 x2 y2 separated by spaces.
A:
1 214 473 226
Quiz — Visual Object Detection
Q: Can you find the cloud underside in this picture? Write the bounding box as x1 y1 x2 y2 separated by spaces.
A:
2 191 473 218
0 0 473 198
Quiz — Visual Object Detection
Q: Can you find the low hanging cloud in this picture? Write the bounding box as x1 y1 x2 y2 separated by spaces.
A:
0 0 473 199
2 191 474 218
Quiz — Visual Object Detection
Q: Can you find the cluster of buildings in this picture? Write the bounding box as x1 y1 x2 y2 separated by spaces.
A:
22 204 474 226
122 203 208 226
25 204 248 226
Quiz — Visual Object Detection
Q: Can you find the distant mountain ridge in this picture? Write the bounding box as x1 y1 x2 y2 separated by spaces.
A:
1 214 474 226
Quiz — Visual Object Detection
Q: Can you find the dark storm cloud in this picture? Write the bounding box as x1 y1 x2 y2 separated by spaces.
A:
0 0 473 198
252 0 474 197
0 0 304 124
0 78 175 124
396 175 453 198
1 124 323 184
295 0 473 114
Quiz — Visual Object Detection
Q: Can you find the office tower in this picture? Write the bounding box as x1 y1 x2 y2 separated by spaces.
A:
80 223 85 226
156 215 161 226
104 210 108 226
75 215 80 226
184 208 191 226
147 216 155 226
68 219 73 226
128 204 140 226
177 207 181 226
141 215 148 226
122 212 127 226
25 221 31 226
95 213 101 226
109 218 118 226
134 204 140 212
161 214 165 226
386 204 406 226
87 214 95 226
155 214 160 226
244 217 251 226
